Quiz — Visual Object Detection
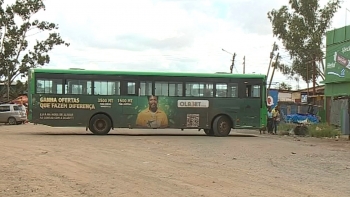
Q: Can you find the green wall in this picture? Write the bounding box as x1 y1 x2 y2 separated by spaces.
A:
325 82 350 96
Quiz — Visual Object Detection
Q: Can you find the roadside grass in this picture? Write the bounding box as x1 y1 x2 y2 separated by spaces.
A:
307 123 341 138
277 123 294 135
277 122 341 138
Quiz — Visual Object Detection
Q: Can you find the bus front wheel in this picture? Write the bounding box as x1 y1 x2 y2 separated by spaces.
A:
212 115 231 137
89 114 112 135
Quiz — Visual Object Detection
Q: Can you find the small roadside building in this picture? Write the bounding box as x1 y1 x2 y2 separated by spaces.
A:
323 25 350 129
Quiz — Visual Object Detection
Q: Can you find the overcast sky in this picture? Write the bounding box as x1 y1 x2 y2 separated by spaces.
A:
5 0 350 90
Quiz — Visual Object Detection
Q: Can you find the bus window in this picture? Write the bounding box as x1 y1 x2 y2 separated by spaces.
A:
216 83 227 97
115 81 121 95
246 85 251 97
36 79 63 94
140 81 152 96
245 84 260 98
155 82 169 96
169 82 183 96
186 83 213 97
66 79 92 95
252 85 260 97
94 81 120 95
228 83 238 97
127 82 136 95
204 84 214 97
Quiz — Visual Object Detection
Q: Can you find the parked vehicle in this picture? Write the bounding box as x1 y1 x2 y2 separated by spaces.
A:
0 104 27 125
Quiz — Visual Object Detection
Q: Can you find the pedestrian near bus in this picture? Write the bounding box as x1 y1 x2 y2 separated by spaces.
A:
272 105 280 134
267 106 274 134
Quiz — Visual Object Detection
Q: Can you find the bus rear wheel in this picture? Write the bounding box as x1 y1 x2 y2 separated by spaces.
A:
212 115 231 137
204 129 214 136
89 114 112 135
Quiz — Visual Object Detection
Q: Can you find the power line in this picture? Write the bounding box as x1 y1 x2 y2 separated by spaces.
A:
243 56 245 74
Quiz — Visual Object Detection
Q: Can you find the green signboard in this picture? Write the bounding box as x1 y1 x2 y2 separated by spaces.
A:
324 25 350 96
325 45 350 82
325 26 350 84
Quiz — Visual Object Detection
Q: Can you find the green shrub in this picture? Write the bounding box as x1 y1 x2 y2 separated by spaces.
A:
277 123 340 138
307 123 341 138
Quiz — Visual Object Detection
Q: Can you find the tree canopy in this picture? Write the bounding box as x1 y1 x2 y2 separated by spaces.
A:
278 82 292 91
0 0 69 85
267 0 341 82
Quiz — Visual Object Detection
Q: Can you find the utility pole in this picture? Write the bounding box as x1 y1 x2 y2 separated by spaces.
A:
7 69 10 102
320 59 325 73
230 53 236 74
266 42 276 79
312 54 316 99
307 63 309 100
243 56 245 74
268 53 279 92
348 98 350 140
222 49 237 73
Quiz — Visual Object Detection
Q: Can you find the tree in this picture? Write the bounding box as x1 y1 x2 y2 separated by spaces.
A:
278 82 292 91
267 0 341 82
10 80 27 98
0 0 69 93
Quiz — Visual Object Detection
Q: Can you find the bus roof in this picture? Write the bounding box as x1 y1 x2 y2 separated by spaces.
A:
31 68 266 79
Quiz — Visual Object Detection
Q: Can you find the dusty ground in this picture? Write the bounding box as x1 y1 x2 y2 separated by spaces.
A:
1 123 350 197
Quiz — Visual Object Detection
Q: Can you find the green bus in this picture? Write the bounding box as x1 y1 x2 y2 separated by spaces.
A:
28 68 268 137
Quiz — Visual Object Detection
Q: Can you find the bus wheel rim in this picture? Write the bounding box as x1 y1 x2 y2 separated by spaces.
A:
95 119 107 131
219 121 228 133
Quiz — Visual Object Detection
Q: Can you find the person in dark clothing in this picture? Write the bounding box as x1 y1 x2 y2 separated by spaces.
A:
272 105 280 134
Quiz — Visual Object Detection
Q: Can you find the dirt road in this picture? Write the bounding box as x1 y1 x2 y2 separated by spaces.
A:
1 124 350 197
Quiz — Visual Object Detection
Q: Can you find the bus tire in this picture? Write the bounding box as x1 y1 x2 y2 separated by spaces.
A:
212 115 231 137
204 129 214 136
89 114 112 135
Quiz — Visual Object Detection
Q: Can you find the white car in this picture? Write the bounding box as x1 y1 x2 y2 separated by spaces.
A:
0 103 27 125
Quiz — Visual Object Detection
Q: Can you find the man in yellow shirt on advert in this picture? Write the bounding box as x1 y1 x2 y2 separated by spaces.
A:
136 95 168 128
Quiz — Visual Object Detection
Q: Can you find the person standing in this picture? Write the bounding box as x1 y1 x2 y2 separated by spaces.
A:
272 105 280 134
267 106 274 134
